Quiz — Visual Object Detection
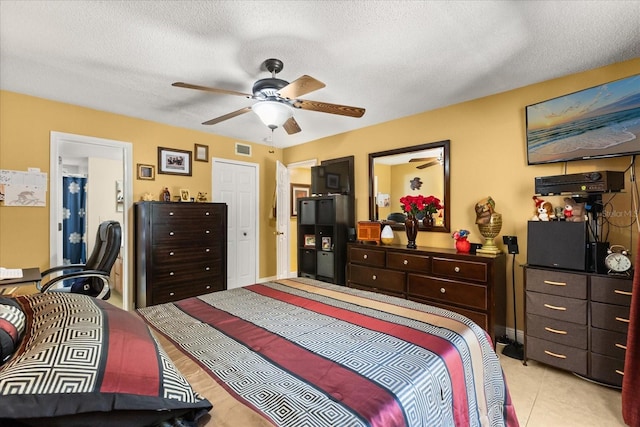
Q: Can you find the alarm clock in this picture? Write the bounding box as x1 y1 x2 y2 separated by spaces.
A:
604 244 632 275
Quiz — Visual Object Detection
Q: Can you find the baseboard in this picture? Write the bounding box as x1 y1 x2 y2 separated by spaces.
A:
505 327 524 344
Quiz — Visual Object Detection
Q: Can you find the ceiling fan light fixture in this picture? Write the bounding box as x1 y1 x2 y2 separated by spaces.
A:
252 101 293 130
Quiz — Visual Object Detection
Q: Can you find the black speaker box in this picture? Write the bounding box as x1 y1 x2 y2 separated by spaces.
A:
527 221 587 271
347 227 357 242
588 241 609 274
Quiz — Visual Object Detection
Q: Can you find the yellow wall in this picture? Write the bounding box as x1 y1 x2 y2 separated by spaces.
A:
283 58 640 331
0 92 281 284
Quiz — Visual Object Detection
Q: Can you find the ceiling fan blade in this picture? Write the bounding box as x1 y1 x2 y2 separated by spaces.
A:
202 107 252 125
277 75 326 99
416 160 440 169
409 157 436 163
283 116 302 134
293 99 365 117
172 82 253 98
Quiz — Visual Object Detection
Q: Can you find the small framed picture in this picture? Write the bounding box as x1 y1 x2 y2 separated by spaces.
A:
137 163 155 180
194 143 209 162
291 183 310 217
321 236 332 251
304 234 316 248
326 173 340 189
158 147 192 176
179 188 191 202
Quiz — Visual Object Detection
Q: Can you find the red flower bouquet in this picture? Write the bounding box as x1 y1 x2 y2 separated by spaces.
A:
400 195 443 217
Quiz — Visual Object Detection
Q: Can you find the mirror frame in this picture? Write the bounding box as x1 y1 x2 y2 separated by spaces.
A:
368 139 450 233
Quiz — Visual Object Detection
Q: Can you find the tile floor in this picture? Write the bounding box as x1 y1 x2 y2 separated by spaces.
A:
500 353 625 426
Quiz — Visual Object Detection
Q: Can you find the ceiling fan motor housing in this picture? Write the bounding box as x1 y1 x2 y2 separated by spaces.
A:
253 78 289 99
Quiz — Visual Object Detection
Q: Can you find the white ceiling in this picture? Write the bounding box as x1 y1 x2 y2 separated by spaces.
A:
1 1 639 149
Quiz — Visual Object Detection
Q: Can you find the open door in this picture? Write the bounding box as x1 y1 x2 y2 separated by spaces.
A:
276 161 289 279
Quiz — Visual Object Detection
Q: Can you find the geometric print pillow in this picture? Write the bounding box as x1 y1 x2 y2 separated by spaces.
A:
0 297 26 364
0 293 211 426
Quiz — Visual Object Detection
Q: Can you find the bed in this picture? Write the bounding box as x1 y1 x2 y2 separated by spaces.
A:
1 277 518 426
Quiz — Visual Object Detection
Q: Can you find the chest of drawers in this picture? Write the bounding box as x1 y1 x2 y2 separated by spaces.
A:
135 202 227 307
347 243 507 344
524 266 632 387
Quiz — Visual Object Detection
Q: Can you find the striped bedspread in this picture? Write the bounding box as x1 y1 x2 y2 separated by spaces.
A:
138 278 519 427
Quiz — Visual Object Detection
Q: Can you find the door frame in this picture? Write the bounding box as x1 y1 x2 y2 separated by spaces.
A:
50 131 133 310
211 157 259 287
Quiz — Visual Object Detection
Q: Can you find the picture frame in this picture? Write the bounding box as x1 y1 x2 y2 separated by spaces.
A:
290 183 310 217
179 188 191 202
158 147 192 176
136 163 155 180
304 234 316 248
194 143 209 162
321 236 332 251
326 173 340 190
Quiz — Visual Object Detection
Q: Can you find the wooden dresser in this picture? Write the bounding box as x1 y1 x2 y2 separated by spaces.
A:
135 201 227 307
347 243 507 344
524 266 631 387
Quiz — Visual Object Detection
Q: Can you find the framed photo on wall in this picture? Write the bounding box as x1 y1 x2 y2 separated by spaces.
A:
158 147 192 176
291 183 310 216
136 163 155 180
194 143 209 162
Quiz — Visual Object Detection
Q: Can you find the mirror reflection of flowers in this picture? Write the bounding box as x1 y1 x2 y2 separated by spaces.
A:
400 195 443 217
452 229 470 241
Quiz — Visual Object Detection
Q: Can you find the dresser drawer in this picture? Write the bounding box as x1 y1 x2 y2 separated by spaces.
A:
150 261 224 286
348 263 405 293
525 336 587 376
590 275 632 306
526 291 587 324
590 352 624 387
151 223 220 244
152 204 225 222
432 257 487 282
591 301 630 334
591 327 627 359
349 246 386 267
526 313 587 349
152 245 223 264
414 298 488 332
525 268 587 299
387 251 430 273
152 280 222 305
407 275 487 311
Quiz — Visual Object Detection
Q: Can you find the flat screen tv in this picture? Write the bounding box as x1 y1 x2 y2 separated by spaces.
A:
526 73 640 165
311 161 351 195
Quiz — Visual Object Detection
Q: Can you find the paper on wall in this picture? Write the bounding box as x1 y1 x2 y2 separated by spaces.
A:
0 169 47 207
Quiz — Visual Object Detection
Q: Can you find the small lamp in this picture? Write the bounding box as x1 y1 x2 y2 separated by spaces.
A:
252 101 293 130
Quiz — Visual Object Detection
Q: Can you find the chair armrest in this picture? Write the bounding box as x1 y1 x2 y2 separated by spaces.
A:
40 270 111 300
40 264 86 277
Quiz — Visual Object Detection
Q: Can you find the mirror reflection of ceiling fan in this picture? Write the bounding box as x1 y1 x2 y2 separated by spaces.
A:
172 58 366 135
409 153 443 169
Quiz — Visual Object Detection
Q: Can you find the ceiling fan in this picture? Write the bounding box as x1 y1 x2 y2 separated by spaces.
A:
409 154 442 169
172 58 365 135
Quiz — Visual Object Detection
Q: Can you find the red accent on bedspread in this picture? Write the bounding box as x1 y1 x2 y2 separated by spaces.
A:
176 297 407 427
100 301 161 395
623 238 640 427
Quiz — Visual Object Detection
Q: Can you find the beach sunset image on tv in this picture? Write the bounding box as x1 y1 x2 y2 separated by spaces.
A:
526 74 640 165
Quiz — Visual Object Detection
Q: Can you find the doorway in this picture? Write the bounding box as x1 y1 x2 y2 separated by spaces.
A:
211 158 258 289
50 132 133 310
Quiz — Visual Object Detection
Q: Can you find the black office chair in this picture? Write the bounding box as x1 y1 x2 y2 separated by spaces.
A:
38 220 121 300
387 212 407 223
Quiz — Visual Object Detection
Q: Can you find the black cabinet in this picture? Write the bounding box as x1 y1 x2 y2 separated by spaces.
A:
297 195 350 285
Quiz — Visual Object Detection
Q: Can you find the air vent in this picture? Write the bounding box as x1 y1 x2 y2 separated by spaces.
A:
235 143 251 157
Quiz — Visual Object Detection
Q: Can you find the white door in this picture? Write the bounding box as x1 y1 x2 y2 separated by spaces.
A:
276 161 289 279
212 158 258 289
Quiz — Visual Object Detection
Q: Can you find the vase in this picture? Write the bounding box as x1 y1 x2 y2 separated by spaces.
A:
455 237 471 253
405 215 419 249
381 224 394 244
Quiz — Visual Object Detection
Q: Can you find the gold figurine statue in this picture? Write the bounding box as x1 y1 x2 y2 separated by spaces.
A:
475 196 502 256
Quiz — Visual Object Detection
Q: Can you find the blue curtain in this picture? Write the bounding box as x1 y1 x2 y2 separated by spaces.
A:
63 176 88 266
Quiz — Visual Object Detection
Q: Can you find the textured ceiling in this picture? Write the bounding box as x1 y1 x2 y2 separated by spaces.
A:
1 1 639 148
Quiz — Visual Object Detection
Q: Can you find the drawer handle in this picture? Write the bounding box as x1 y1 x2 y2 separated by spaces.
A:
544 327 567 335
169 292 175 296
363 254 368 259
206 285 211 289
616 370 624 376
454 266 460 273
544 350 567 359
169 212 174 216
543 303 567 311
169 231 175 236
616 343 627 350
169 251 175 256
543 280 567 286
205 212 210 216
372 275 377 280
206 248 210 252
205 230 210 234
615 317 630 323
403 259 408 265
205 267 210 271
440 287 446 294
614 289 632 296
169 272 174 276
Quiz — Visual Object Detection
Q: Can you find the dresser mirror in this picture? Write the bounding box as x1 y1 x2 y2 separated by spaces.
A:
369 139 450 232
